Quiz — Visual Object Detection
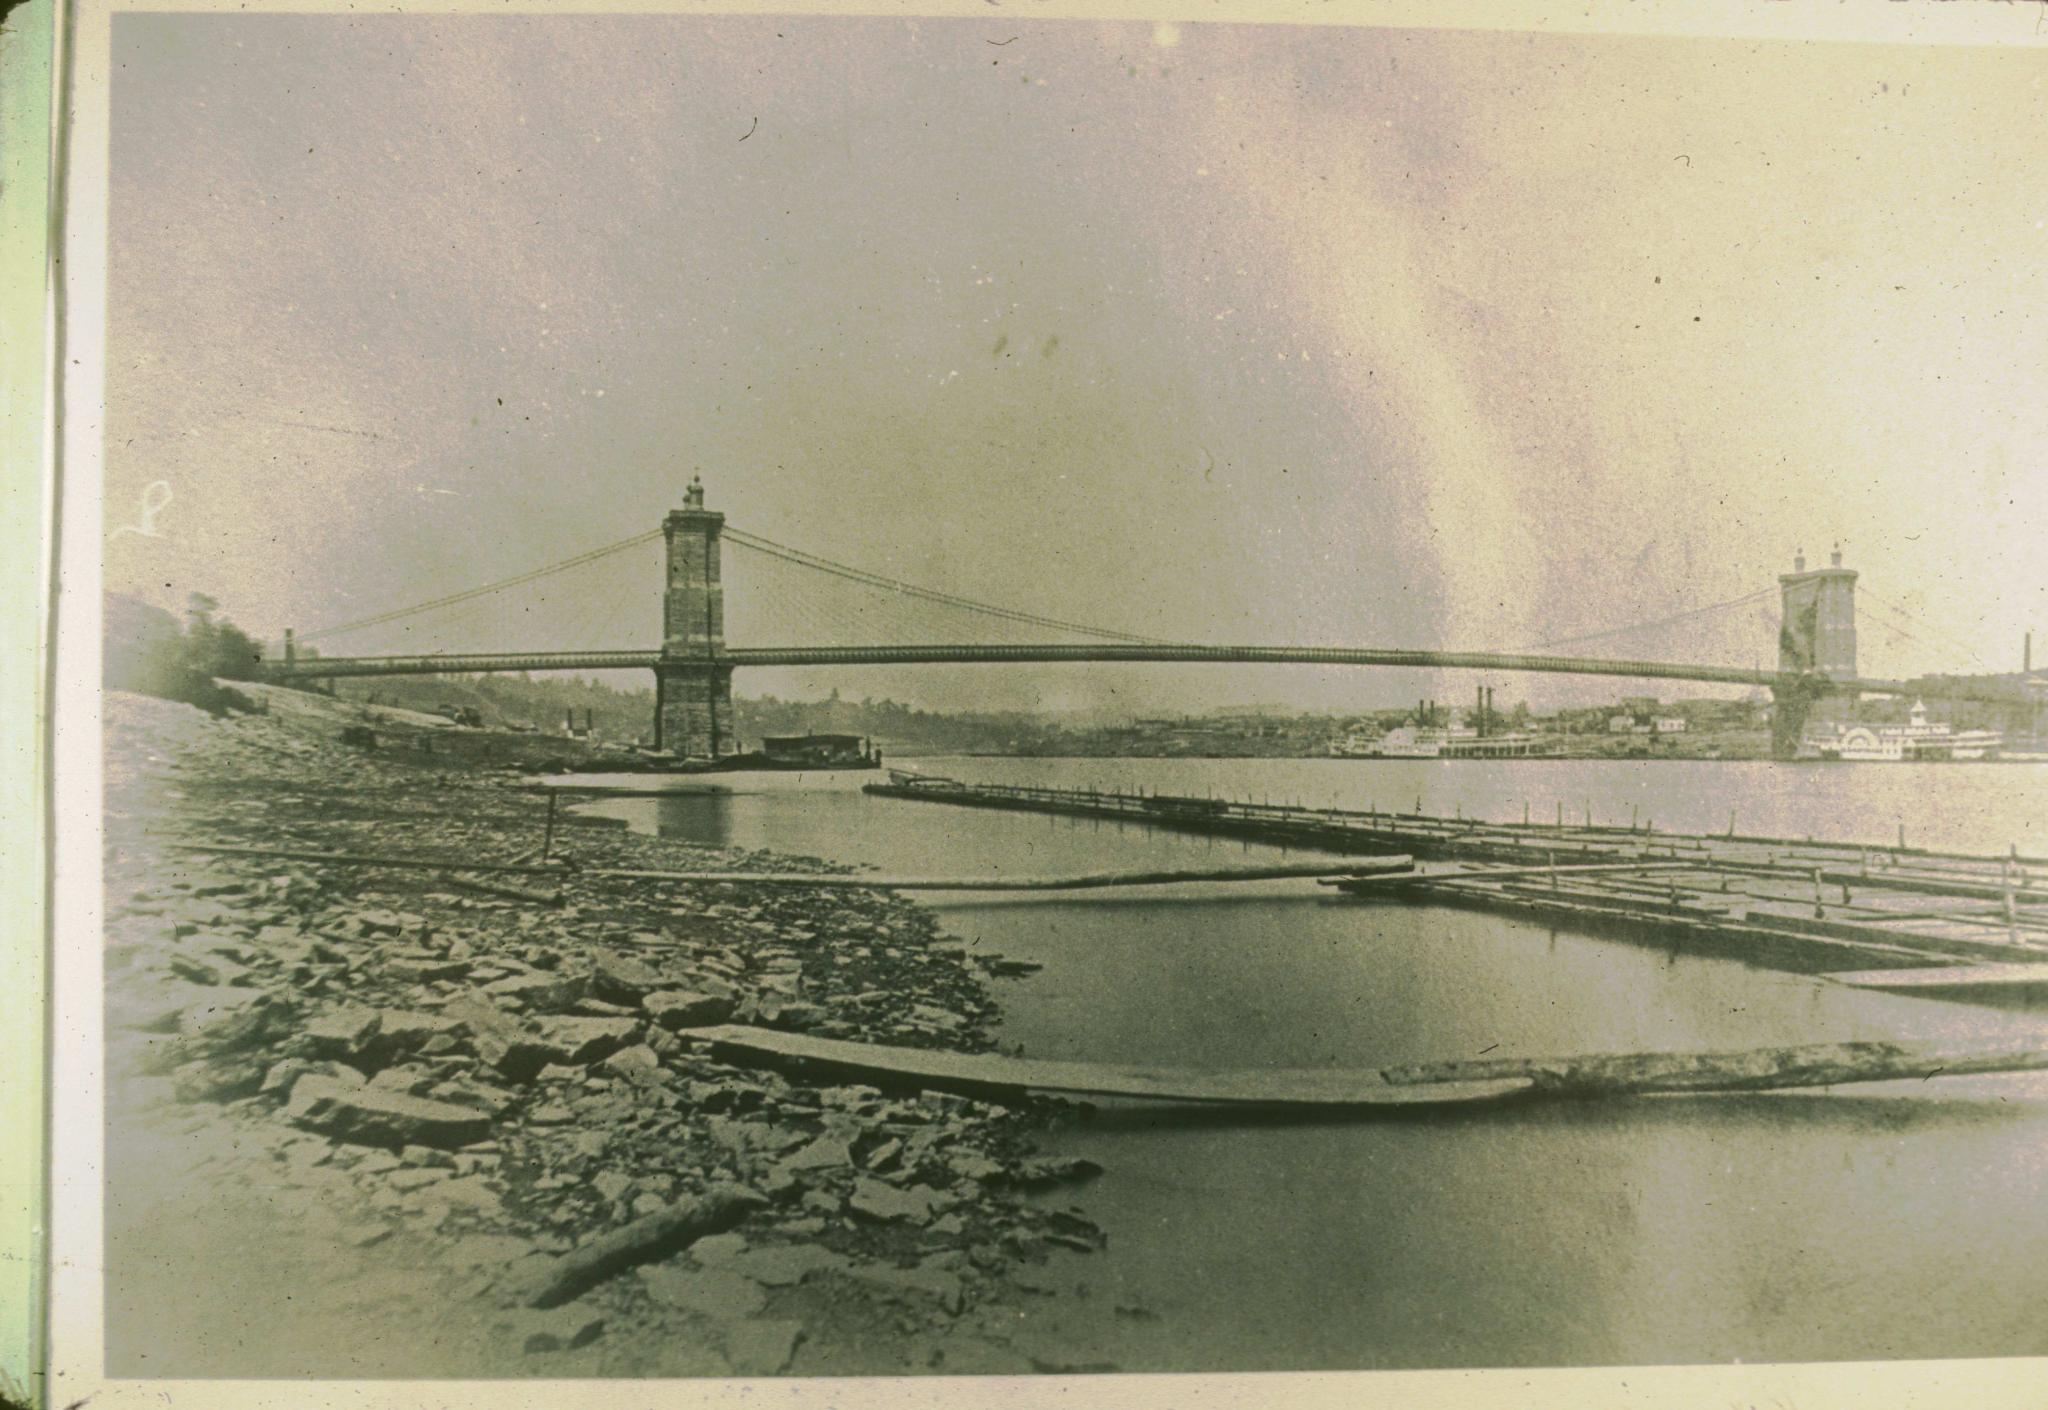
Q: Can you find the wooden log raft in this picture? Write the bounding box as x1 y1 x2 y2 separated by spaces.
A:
679 1025 2048 1112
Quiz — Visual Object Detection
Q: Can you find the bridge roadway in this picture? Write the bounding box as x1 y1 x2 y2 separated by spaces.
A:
259 642 1996 702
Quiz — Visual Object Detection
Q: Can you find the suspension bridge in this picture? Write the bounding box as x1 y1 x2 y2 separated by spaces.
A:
262 479 2035 758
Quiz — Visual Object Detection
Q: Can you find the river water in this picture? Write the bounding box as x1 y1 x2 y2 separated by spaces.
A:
575 758 2048 1371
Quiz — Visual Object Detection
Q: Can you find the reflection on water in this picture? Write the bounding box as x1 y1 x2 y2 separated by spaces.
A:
652 793 736 849
581 757 2048 1370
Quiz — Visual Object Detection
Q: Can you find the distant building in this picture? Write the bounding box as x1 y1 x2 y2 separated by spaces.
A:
1654 717 1687 734
1608 715 1635 734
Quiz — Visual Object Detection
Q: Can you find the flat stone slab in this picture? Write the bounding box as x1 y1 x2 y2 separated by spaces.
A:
303 1007 382 1057
723 1318 804 1376
601 1044 664 1085
699 1241 853 1289
382 952 472 983
852 1261 966 1315
638 1263 768 1319
645 990 736 1030
849 1179 948 1224
535 1015 640 1064
484 971 588 1013
284 1075 492 1149
783 1134 855 1172
506 1306 606 1355
590 949 668 1002
374 1009 464 1048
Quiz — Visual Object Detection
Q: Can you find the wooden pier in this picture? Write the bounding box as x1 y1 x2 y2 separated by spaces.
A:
862 776 2048 988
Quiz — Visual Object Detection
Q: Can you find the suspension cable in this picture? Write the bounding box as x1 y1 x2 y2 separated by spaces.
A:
1862 592 1991 670
723 527 1164 644
1524 587 1774 652
303 530 661 641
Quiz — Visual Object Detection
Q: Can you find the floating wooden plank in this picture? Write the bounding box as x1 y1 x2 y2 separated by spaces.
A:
1381 1034 2048 1094
680 1025 1535 1110
592 857 1415 892
1823 963 2048 994
1322 860 1698 891
1816 870 2047 905
680 1026 2048 1111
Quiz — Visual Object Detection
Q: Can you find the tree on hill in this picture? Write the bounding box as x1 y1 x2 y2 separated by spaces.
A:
103 592 265 713
180 593 265 681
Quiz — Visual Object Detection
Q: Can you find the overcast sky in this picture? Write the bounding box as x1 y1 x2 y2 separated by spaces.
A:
102 15 2046 712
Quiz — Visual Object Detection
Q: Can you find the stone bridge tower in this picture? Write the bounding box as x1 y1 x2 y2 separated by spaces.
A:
654 476 736 757
1777 544 1858 680
1771 544 1859 755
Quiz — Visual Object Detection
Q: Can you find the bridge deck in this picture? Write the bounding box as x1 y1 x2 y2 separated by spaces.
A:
259 642 2010 702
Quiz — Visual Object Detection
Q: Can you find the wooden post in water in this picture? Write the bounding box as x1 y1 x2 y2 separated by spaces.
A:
1812 868 1826 919
1550 851 1559 892
541 791 559 862
1728 808 1737 839
1557 800 1564 830
2004 853 2020 942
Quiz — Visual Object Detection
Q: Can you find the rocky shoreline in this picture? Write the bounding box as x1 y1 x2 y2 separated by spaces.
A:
102 688 1115 1377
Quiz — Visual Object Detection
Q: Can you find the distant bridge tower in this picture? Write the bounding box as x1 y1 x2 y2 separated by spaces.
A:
1770 543 1858 755
1777 543 1858 679
654 476 736 757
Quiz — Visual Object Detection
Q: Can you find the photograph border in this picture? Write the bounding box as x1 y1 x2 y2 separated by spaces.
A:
39 2 2048 1406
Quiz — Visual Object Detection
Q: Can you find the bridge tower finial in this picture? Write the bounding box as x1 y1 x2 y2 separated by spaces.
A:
1794 546 1805 573
685 474 705 511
